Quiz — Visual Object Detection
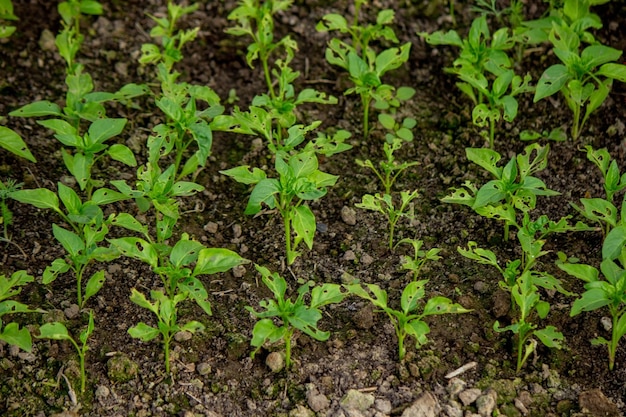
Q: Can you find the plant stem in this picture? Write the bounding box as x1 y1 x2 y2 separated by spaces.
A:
164 333 171 374
79 351 86 392
285 328 293 368
362 93 371 138
489 117 495 149
262 54 275 99
572 106 580 140
284 212 294 265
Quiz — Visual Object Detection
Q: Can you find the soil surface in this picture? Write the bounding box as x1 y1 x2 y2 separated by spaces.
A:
1 0 626 416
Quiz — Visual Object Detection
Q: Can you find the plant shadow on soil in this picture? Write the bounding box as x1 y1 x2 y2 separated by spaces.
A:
1 0 626 416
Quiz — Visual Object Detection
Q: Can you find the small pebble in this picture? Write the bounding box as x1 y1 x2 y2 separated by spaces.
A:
341 206 357 225
266 352 284 373
95 385 110 399
174 331 193 342
204 222 218 233
197 362 212 376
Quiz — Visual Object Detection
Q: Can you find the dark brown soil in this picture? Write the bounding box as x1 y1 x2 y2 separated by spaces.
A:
1 0 626 416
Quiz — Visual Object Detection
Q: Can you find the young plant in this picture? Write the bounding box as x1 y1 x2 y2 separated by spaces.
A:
10 182 127 308
0 270 42 352
396 238 442 282
246 265 345 368
0 179 25 256
533 23 626 139
459 214 587 372
226 0 297 98
557 226 626 370
357 190 418 250
570 146 626 237
37 310 94 393
346 281 470 360
0 0 17 38
140 1 222 180
419 15 532 147
110 234 248 374
442 143 559 241
221 144 339 265
317 4 411 137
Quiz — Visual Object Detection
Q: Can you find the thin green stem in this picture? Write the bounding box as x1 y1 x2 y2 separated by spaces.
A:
285 328 293 368
76 264 85 308
164 332 172 374
362 93 371 138
284 211 295 265
489 116 495 149
262 54 275 99
571 105 581 140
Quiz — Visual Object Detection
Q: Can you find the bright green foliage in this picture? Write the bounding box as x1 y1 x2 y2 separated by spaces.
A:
346 281 470 360
0 0 17 38
11 183 128 308
317 4 411 137
558 226 626 370
459 214 587 372
571 147 626 236
396 238 442 282
471 0 525 29
419 15 531 147
0 126 36 162
442 144 559 240
226 0 296 97
356 190 418 250
0 271 41 353
110 233 248 373
140 1 223 181
37 310 95 392
247 265 345 368
356 138 418 196
222 147 339 265
533 23 626 139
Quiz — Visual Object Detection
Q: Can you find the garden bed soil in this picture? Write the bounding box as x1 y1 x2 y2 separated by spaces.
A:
1 0 626 416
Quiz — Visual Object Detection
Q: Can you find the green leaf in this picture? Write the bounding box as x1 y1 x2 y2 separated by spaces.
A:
88 118 127 145
571 288 610 316
401 280 426 313
193 248 247 276
91 188 129 205
423 296 470 316
37 322 71 341
84 270 106 304
310 284 344 309
9 101 63 118
466 148 502 178
108 144 137 166
109 213 148 235
534 326 563 349
43 258 70 284
129 288 158 314
10 188 61 213
109 237 158 268
128 322 160 342
596 63 626 82
378 113 396 130
0 127 36 162
603 226 626 261
0 323 32 352
249 319 284 351
245 178 279 215
220 165 266 185
557 262 599 283
52 224 85 257
170 238 204 267
419 29 463 47
534 64 570 102
293 205 316 250
179 277 212 316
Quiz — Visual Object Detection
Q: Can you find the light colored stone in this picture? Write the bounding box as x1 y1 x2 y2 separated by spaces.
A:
341 206 357 225
289 405 315 417
306 384 330 412
341 389 375 412
442 401 463 417
174 330 193 342
447 378 467 397
265 351 285 373
374 399 392 414
361 253 374 265
197 362 212 376
401 391 440 417
343 250 356 261
204 222 218 233
476 389 497 417
95 385 110 399
458 388 482 406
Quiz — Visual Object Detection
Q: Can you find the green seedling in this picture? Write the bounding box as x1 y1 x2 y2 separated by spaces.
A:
396 238 442 282
442 143 559 241
346 281 470 360
471 0 525 29
356 138 418 196
37 310 95 393
37 118 134 197
226 0 296 98
140 2 224 180
419 15 532 147
0 0 17 38
378 104 417 143
0 126 36 162
10 182 128 308
459 214 587 372
0 270 42 352
247 265 345 368
356 190 419 250
558 226 626 370
533 23 626 139
317 4 411 137
222 147 338 265
110 234 248 374
570 146 626 236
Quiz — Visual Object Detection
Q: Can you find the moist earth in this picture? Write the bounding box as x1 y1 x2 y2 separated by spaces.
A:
1 0 626 416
